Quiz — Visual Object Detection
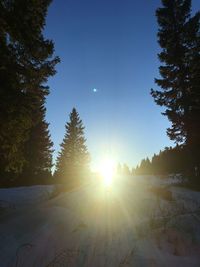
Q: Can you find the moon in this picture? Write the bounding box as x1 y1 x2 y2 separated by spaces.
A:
93 88 98 93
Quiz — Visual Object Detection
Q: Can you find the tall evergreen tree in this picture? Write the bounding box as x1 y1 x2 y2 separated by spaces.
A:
151 0 200 174
185 10 200 174
22 102 54 183
0 0 59 177
55 108 90 184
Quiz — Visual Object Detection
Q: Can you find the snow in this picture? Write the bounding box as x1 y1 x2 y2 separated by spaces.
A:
0 176 200 267
0 185 54 208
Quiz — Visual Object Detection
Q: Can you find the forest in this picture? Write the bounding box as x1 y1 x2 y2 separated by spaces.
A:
0 0 200 189
1 1 200 266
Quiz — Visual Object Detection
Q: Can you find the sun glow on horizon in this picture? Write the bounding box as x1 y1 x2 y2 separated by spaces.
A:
98 158 116 187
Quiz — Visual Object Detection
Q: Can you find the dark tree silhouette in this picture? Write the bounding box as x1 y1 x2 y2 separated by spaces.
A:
151 0 200 175
134 146 187 175
0 0 59 180
21 103 54 184
55 108 90 184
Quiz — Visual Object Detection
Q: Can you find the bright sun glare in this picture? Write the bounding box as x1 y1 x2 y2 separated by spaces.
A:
98 158 116 187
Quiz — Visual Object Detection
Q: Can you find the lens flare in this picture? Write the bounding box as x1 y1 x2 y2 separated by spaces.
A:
99 158 115 187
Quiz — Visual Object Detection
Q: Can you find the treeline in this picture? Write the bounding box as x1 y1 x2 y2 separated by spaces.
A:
116 163 133 176
0 1 90 187
133 146 189 176
151 0 200 181
116 146 188 176
116 0 200 183
1 0 200 188
0 0 60 186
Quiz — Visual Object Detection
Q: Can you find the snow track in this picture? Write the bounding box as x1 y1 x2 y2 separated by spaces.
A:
0 178 200 267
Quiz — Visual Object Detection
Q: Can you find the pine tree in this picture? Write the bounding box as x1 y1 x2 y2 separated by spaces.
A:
55 108 90 184
185 11 200 173
138 158 152 175
151 0 200 174
117 163 122 175
122 164 131 176
0 0 59 176
22 103 53 184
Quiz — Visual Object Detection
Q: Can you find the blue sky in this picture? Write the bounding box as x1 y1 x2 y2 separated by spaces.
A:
44 0 199 169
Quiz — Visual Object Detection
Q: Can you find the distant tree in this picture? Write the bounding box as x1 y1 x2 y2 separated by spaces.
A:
136 146 187 176
134 165 140 175
137 158 152 175
131 168 135 176
55 108 90 184
0 0 59 178
151 0 200 175
122 163 131 176
151 154 160 175
116 163 122 175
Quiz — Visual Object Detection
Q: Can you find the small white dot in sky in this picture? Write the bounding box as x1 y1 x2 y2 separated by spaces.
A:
93 88 98 93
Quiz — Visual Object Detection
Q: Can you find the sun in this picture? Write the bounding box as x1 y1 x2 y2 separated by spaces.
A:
98 158 116 187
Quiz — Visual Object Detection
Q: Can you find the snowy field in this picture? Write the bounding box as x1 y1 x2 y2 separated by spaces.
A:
0 176 200 267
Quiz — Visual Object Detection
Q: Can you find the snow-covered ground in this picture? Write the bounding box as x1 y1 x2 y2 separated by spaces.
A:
0 185 55 208
0 176 200 267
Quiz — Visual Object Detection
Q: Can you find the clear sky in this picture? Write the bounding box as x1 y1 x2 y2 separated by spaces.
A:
44 0 199 170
